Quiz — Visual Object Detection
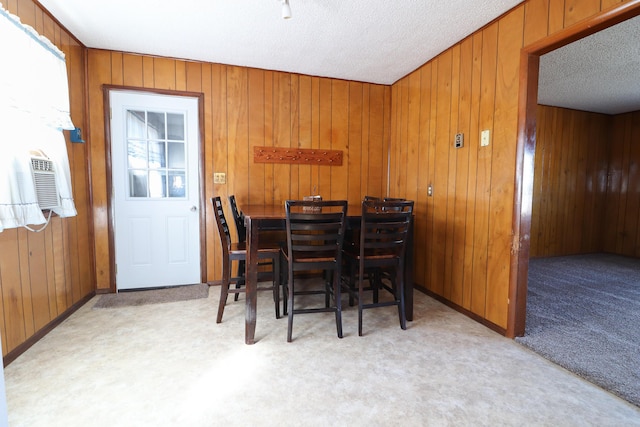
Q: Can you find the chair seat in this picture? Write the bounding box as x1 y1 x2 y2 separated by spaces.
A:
344 247 399 261
230 241 281 255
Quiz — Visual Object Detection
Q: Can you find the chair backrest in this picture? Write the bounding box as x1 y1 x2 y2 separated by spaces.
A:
359 199 414 266
285 200 348 272
228 195 246 243
382 197 406 211
212 197 232 257
363 195 381 202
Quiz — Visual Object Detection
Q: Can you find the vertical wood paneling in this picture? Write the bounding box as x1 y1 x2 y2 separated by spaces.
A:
462 33 484 311
330 80 349 201
248 68 267 206
470 22 498 318
605 111 640 255
347 82 363 202
388 0 629 331
531 106 611 257
84 51 390 288
485 8 523 327
0 230 27 353
564 0 602 26
450 37 473 306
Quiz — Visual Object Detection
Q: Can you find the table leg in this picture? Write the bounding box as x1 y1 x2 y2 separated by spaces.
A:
405 216 414 321
245 217 258 344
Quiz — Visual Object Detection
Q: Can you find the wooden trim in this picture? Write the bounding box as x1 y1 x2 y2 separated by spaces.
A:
102 85 116 292
33 0 85 47
3 292 95 367
509 52 539 338
524 0 640 55
415 285 507 336
509 0 640 338
101 85 207 292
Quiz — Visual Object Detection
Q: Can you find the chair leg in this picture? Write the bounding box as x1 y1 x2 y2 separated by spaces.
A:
216 280 230 324
397 268 407 330
287 275 295 342
358 272 364 336
273 256 281 319
281 257 288 316
333 269 343 339
234 260 245 302
348 261 356 307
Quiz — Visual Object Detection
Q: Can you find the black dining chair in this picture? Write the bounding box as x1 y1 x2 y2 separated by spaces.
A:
283 199 348 342
228 195 246 298
343 199 414 336
211 197 282 323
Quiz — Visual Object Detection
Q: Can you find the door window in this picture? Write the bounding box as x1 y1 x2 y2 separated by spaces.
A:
126 109 187 199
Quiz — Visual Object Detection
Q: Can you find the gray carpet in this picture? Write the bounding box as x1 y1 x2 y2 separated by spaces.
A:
516 253 640 407
93 283 210 308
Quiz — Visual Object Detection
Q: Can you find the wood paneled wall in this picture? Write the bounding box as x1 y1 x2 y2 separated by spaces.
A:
388 0 632 331
86 50 391 290
530 105 610 257
0 0 93 359
604 110 640 255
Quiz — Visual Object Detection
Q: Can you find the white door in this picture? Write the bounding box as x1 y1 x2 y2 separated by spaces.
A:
110 91 201 290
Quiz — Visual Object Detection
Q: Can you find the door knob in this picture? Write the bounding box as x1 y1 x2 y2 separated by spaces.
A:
190 206 197 212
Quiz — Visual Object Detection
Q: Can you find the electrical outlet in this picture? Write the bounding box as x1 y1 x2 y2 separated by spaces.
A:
454 133 464 148
481 130 490 147
214 172 226 184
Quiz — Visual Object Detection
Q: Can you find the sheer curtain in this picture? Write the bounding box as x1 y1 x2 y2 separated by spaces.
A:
0 4 77 231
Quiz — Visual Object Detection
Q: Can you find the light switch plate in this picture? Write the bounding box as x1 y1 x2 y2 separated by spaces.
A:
481 130 490 147
214 172 226 184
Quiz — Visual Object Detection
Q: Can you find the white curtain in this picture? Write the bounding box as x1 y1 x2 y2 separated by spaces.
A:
0 4 77 231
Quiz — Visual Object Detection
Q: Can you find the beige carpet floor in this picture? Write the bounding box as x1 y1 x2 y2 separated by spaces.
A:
4 284 640 426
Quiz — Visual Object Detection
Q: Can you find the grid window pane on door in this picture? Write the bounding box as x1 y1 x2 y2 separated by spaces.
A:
126 109 186 198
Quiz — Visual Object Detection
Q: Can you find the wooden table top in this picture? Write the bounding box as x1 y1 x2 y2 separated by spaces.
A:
241 203 365 219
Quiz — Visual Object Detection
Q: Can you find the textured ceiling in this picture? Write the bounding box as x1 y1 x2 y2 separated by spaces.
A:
35 1 639 115
538 14 640 115
38 0 522 85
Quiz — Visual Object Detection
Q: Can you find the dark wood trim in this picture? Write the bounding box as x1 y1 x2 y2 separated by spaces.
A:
83 44 98 300
102 85 207 292
414 285 507 336
3 292 95 367
33 0 86 47
509 51 539 338
509 0 640 338
102 85 116 293
197 93 207 284
524 0 640 56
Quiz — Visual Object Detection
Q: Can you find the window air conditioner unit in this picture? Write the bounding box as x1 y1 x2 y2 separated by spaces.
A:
31 156 60 210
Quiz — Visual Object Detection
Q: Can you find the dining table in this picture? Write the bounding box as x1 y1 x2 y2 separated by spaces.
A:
242 203 414 344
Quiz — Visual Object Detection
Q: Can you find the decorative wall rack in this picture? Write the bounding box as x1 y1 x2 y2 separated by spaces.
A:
253 146 343 166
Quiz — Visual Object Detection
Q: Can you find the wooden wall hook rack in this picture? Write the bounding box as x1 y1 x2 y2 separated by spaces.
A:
254 146 343 166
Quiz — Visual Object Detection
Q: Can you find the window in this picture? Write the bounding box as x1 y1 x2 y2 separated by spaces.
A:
0 5 77 231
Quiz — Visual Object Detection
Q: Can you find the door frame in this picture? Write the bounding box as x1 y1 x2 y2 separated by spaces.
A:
509 0 640 337
103 85 206 292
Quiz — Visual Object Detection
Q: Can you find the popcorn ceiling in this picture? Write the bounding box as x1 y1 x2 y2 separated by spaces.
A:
37 0 521 85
